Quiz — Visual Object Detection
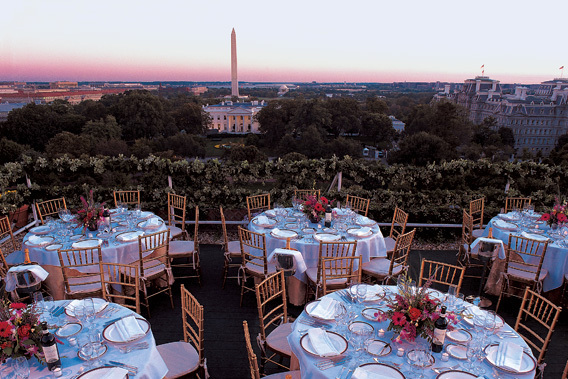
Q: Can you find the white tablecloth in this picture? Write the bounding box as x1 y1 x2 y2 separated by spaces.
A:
0 300 168 379
288 286 536 378
485 216 567 292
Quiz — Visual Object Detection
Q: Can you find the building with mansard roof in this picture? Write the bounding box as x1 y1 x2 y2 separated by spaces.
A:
436 76 568 155
203 100 266 134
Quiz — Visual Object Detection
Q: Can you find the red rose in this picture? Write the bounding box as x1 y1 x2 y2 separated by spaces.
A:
1 341 12 349
408 307 422 321
17 324 31 339
10 302 26 310
540 213 551 221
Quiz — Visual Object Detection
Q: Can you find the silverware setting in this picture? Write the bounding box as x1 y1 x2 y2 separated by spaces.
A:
100 306 120 318
105 363 138 376
119 342 149 353
373 357 402 368
316 356 350 370
431 364 459 374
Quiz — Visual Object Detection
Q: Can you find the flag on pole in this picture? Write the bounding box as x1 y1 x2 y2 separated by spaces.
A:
560 66 565 70
481 64 485 69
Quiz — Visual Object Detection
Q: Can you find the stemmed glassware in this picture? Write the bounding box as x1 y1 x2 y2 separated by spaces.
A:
348 322 373 363
83 298 96 330
356 284 368 305
10 356 30 379
463 339 480 373
446 285 457 311
334 302 348 335
78 335 95 369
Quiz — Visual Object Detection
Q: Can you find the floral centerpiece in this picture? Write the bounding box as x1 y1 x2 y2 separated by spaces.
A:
302 195 330 223
0 300 44 363
539 197 567 227
375 275 458 342
77 190 105 231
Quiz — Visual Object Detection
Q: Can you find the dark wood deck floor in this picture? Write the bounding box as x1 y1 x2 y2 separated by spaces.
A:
149 245 568 378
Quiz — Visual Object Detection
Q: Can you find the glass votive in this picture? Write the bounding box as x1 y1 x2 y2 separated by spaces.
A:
397 347 404 357
378 329 385 338
441 352 450 361
68 337 77 347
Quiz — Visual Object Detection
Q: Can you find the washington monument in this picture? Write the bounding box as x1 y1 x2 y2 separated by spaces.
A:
231 28 239 97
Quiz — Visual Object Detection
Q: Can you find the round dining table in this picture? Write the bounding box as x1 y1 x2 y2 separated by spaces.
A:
7 210 168 300
288 285 536 379
247 208 387 304
484 212 568 292
0 299 168 379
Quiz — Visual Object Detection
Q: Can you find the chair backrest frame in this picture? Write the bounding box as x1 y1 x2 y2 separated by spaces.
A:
136 229 171 278
388 229 416 278
246 193 271 221
114 190 140 208
100 261 140 314
321 255 362 296
167 193 186 233
418 259 465 294
469 197 485 230
36 197 66 224
345 194 370 217
316 241 358 287
462 209 474 247
389 207 409 240
243 320 261 379
255 271 288 342
294 189 320 202
57 246 103 296
505 197 531 213
238 227 268 276
180 284 205 364
0 215 18 253
505 234 549 285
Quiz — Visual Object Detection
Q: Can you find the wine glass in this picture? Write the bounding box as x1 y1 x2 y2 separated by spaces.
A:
349 283 359 303
446 285 458 311
10 356 30 379
84 298 96 324
334 302 347 332
74 303 87 328
88 331 105 367
356 284 368 304
78 336 95 369
33 292 44 312
483 310 497 338
43 295 54 325
463 340 480 373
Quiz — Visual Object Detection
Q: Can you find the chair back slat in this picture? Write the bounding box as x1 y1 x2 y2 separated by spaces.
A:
100 262 140 314
36 197 66 224
243 320 261 379
389 229 416 277
514 287 562 365
181 284 205 363
57 246 103 297
113 190 140 208
345 195 370 217
419 259 465 294
239 227 268 276
294 189 320 202
470 197 485 230
137 230 171 278
321 256 362 296
255 271 287 341
167 193 186 233
389 207 408 240
505 197 531 213
316 241 357 286
246 193 271 220
505 234 549 283
0 216 18 253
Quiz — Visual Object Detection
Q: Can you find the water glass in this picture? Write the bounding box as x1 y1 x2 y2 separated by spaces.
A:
78 337 94 369
483 310 497 338
33 292 45 312
84 298 96 323
356 284 368 304
463 340 479 372
10 356 30 379
43 295 54 325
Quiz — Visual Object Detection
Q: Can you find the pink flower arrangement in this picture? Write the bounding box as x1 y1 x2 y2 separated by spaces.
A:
302 195 330 222
0 300 44 363
76 190 106 231
374 275 458 342
539 197 568 226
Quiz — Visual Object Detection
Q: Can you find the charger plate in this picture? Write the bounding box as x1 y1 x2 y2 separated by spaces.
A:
103 317 150 344
305 300 337 321
484 343 536 374
313 233 340 242
299 330 347 358
77 367 128 379
354 363 405 378
365 340 392 357
446 328 472 343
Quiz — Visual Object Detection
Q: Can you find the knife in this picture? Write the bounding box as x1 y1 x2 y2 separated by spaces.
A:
103 363 137 376
109 361 139 371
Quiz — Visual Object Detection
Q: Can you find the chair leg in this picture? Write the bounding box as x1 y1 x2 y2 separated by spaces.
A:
495 280 505 312
143 290 151 319
222 257 229 289
240 277 245 307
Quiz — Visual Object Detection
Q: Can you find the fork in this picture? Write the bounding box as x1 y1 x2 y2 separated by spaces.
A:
431 364 459 374
316 356 350 370
119 342 149 353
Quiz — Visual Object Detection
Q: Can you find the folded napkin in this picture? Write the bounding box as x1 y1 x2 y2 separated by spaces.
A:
334 208 349 216
315 233 340 242
114 315 146 342
5 265 49 292
310 297 339 320
142 217 161 229
352 366 394 379
27 235 49 246
357 216 374 225
271 228 296 238
67 299 108 314
307 327 340 357
493 220 517 231
138 211 152 219
365 284 384 301
351 227 372 237
99 367 129 379
265 210 276 217
255 215 271 226
521 231 549 242
117 231 144 241
499 213 520 222
495 341 524 372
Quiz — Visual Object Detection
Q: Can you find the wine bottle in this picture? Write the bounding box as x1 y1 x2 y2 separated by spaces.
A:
432 306 448 353
102 208 111 229
40 322 61 371
324 204 332 228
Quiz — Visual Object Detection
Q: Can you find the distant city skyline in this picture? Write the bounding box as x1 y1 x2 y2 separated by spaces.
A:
2 0 567 84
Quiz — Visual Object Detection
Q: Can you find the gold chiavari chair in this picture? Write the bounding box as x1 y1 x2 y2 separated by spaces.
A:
100 262 140 314
514 287 562 375
321 256 362 296
243 320 301 379
383 207 409 254
113 190 140 208
345 194 370 217
239 227 274 306
169 207 201 283
0 248 9 278
496 234 549 311
157 284 208 379
167 193 187 240
562 359 568 379
457 209 483 276
36 197 66 224
505 196 531 213
246 193 271 220
133 229 174 317
362 229 416 284
306 240 357 300
57 246 104 299
0 215 20 255
418 259 465 294
221 206 241 288
255 271 293 373
470 197 485 238
294 189 320 202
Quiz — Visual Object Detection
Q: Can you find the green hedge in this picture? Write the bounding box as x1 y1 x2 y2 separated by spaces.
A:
1 155 565 241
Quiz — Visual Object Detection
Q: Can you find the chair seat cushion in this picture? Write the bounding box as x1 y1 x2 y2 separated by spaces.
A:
384 237 396 252
67 273 106 295
142 261 167 279
226 240 241 258
362 258 402 277
245 262 275 277
507 262 548 282
168 225 183 239
265 370 301 379
305 267 348 286
169 241 196 256
472 229 484 238
157 341 199 378
266 322 293 357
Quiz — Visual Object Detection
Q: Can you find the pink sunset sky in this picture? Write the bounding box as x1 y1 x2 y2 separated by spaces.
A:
2 0 566 84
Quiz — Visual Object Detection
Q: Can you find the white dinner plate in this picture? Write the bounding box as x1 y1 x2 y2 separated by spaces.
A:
71 239 102 249
69 234 82 241
138 211 153 219
77 367 128 379
299 330 347 357
363 285 386 302
446 328 472 343
436 370 476 379
305 300 337 321
116 230 145 242
484 343 536 374
313 233 341 242
103 317 150 343
365 340 392 357
26 235 54 247
347 227 373 238
270 229 298 240
462 307 504 329
56 322 82 338
65 298 109 317
353 363 405 378
355 217 376 227
252 217 277 228
284 223 299 229
264 210 277 218
493 220 518 231
29 225 51 235
45 243 63 251
446 343 468 360
361 307 381 322
137 218 164 229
